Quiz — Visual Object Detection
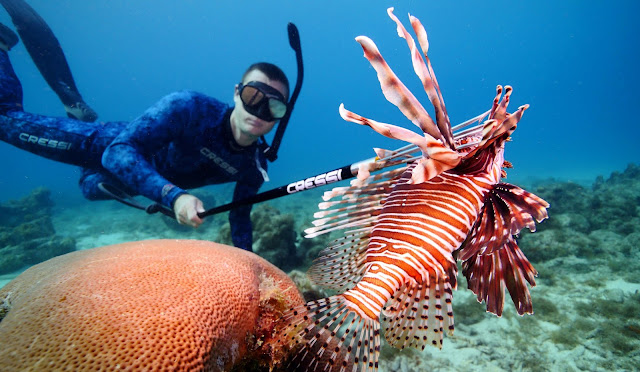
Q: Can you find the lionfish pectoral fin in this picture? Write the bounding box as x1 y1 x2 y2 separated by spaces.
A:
459 182 549 261
461 236 537 316
304 165 403 239
349 147 414 185
458 183 548 316
372 147 415 164
382 279 455 351
307 231 369 291
354 162 372 184
493 183 550 232
275 295 381 372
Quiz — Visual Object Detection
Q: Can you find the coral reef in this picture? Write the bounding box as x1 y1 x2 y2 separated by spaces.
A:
287 269 330 302
519 163 640 282
0 188 75 274
251 205 299 271
218 204 301 271
527 163 640 236
0 239 304 371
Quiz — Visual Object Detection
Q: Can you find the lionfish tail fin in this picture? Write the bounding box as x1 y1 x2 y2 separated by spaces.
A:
459 183 549 316
275 295 381 371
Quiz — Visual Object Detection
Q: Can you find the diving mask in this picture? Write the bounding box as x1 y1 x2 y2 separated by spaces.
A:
238 81 287 122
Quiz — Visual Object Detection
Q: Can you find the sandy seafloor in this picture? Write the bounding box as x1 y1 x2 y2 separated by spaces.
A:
1 166 640 372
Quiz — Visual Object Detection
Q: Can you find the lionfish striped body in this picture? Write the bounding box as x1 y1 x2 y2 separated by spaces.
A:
275 8 548 371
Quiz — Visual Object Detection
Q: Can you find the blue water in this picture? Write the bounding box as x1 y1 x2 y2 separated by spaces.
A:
1 0 639 202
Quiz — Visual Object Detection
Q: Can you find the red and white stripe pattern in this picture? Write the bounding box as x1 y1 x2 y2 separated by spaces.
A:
275 8 548 372
341 165 499 338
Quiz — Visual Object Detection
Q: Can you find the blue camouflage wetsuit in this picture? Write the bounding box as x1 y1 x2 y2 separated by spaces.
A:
0 50 268 250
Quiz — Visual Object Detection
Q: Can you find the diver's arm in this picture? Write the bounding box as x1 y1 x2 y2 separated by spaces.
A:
102 91 193 209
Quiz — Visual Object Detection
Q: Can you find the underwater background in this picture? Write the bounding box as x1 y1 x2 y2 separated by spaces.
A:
1 0 639 371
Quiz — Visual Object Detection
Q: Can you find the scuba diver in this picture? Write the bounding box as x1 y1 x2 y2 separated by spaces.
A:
0 0 302 251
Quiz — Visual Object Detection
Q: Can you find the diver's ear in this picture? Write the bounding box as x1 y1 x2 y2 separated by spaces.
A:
234 84 239 97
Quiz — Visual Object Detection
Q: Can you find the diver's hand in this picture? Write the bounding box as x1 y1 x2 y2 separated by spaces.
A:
173 194 205 228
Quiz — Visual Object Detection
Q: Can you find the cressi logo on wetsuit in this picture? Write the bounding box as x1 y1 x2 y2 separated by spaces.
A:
200 147 238 175
19 132 72 150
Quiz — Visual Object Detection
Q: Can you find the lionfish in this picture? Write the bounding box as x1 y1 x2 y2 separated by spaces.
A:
276 8 549 371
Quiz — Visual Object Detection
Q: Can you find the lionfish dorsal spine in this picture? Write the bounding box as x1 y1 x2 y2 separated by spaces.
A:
387 8 454 149
351 33 445 145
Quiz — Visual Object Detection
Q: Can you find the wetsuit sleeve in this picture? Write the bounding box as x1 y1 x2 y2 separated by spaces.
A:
102 91 194 208
230 174 264 251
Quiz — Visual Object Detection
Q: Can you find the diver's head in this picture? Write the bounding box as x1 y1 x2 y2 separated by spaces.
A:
237 63 289 122
231 63 289 146
241 62 290 99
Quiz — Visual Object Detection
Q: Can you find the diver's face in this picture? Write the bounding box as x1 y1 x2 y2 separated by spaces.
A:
230 70 288 146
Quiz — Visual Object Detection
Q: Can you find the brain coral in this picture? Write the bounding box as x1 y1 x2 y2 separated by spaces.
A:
0 239 304 371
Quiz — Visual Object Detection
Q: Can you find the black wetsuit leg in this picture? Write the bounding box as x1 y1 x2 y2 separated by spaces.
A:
0 110 105 167
0 50 121 168
0 46 21 111
0 0 98 122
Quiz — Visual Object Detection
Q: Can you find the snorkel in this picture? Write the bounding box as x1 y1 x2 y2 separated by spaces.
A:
261 22 304 162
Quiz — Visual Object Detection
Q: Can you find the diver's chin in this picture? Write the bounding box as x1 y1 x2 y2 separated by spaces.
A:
245 117 267 132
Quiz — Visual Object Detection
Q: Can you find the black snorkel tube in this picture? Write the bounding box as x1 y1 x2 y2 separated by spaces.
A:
261 22 304 162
